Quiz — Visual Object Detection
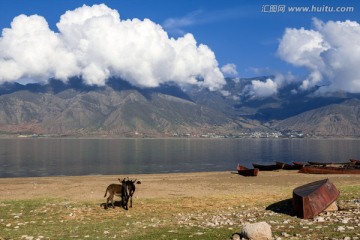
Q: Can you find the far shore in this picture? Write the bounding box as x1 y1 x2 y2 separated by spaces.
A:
1 134 360 140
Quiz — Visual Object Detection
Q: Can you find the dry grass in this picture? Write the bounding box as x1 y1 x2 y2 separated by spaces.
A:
1 171 360 239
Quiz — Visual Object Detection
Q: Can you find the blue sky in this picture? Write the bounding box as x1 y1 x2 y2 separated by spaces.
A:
0 0 359 94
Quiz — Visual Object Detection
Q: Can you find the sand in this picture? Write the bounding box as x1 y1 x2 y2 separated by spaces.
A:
1 171 360 202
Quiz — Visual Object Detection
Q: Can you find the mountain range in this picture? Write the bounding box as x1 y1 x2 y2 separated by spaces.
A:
0 77 359 137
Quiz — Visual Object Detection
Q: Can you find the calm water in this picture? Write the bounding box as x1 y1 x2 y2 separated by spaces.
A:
0 138 360 178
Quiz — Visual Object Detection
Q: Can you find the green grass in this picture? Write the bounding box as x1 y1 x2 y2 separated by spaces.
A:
0 185 359 240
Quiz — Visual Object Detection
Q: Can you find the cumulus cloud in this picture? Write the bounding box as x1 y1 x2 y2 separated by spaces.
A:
278 18 360 94
241 72 295 99
221 63 238 77
0 4 225 91
244 75 286 99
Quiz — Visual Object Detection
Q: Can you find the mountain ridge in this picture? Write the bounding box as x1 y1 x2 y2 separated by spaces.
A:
0 78 359 137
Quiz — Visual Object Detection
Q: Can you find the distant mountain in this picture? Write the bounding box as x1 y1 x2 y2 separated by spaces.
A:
272 99 360 137
0 78 264 137
1 77 360 137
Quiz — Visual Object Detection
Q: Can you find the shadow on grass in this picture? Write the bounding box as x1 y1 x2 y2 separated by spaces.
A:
100 201 124 210
265 198 295 216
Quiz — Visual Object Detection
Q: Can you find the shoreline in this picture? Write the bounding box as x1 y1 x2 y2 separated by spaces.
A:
1 170 360 202
1 134 360 140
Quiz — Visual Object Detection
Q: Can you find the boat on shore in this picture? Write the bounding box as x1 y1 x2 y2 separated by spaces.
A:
252 163 283 171
276 161 303 170
299 165 360 174
308 161 333 166
292 179 339 219
292 162 307 168
349 159 360 165
237 164 259 177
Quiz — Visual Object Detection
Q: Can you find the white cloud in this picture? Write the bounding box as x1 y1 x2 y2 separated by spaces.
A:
0 4 226 91
0 14 78 83
278 18 360 94
221 63 238 77
245 78 278 99
163 7 245 37
162 10 202 36
241 72 294 99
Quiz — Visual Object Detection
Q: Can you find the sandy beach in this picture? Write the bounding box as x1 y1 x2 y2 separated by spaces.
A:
1 171 360 202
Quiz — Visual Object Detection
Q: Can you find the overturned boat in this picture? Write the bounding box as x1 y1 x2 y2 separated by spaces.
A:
237 164 259 177
299 165 360 174
308 161 333 166
276 161 303 170
252 163 283 171
293 179 340 219
349 159 360 165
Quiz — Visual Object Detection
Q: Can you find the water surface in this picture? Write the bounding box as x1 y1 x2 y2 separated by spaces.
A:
1 138 359 178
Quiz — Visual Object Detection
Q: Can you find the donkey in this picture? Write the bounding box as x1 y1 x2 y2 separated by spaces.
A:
103 178 127 209
119 178 137 210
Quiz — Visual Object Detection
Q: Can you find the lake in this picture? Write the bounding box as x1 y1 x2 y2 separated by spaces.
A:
1 138 359 178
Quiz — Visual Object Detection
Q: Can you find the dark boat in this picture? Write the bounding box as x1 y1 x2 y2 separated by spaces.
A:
292 161 307 168
349 159 360 165
308 161 333 166
292 179 340 219
299 165 360 174
276 161 303 170
237 164 259 177
252 163 283 171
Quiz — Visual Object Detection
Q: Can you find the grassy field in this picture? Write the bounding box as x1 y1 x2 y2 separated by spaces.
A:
1 184 360 240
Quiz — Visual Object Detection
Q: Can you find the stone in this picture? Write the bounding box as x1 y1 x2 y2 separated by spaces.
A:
231 233 241 240
315 216 325 222
325 201 338 212
240 222 272 240
337 226 345 232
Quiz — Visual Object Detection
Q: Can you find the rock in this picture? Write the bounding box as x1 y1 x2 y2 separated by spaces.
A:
240 222 272 240
231 233 241 240
325 201 338 212
341 218 350 224
336 226 345 232
315 216 325 222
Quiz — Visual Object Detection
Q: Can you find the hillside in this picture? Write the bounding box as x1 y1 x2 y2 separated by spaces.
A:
1 78 360 137
0 79 265 137
273 99 360 137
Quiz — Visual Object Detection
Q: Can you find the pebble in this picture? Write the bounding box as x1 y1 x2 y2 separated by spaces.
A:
337 226 345 232
171 198 360 238
231 233 241 240
315 216 325 222
21 236 34 240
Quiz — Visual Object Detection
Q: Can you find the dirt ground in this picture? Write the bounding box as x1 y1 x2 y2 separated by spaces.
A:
1 171 360 202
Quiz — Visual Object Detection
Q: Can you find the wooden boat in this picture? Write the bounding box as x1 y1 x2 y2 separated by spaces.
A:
292 179 339 219
292 161 307 168
252 163 283 171
349 159 360 165
237 164 259 177
276 161 303 170
308 161 333 166
299 165 360 174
